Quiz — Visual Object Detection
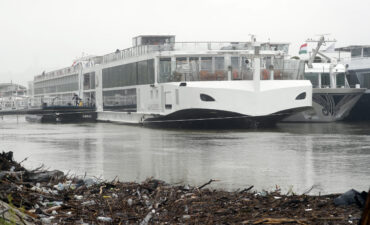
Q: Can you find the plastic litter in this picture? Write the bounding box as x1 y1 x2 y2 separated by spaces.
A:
97 216 112 222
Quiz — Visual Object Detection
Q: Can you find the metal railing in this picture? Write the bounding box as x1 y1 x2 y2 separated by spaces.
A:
101 42 289 64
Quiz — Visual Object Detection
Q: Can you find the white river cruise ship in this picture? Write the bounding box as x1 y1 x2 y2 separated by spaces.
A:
29 35 312 128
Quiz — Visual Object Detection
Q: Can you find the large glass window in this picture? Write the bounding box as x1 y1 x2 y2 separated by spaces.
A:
102 59 154 88
201 57 212 71
83 73 90 90
159 58 171 83
103 65 124 88
321 73 330 87
91 73 95 89
214 57 226 80
360 73 370 89
363 48 370 57
83 91 96 107
241 57 253 80
351 48 362 58
174 57 188 81
103 89 137 112
189 57 200 81
336 73 345 87
304 73 319 88
158 55 257 82
137 59 155 85
34 74 78 95
231 57 240 80
138 60 148 84
200 57 212 80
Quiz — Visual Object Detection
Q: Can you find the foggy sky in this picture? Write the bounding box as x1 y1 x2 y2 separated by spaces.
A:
1 0 370 86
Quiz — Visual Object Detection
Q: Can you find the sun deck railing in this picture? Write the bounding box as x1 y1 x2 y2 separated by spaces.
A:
101 42 269 64
34 66 80 82
34 42 289 82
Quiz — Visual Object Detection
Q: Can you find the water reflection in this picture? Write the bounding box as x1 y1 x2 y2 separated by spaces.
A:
0 115 369 194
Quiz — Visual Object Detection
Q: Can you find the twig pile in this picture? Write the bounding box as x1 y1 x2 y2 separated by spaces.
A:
0 151 366 224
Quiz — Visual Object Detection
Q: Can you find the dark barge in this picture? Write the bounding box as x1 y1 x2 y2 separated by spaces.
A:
25 105 97 123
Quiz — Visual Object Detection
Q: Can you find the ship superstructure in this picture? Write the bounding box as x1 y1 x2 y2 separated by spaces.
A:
30 35 312 128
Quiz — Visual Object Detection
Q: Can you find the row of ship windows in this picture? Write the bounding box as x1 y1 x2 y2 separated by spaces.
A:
34 74 78 95
158 56 253 82
351 48 370 58
34 56 296 95
34 60 155 95
102 59 155 88
305 73 345 88
34 83 79 95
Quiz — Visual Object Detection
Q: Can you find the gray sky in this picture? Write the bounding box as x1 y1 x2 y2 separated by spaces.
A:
1 0 370 86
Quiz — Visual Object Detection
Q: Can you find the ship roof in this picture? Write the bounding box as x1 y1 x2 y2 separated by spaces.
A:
335 45 370 51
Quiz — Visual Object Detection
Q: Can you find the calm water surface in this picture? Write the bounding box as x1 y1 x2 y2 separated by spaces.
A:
0 115 369 194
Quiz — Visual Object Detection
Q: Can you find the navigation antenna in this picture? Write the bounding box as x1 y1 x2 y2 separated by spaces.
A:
306 34 336 68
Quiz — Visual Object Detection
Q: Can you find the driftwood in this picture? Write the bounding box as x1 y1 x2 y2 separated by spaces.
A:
360 189 370 225
198 179 217 190
0 151 366 225
0 200 36 225
252 218 308 224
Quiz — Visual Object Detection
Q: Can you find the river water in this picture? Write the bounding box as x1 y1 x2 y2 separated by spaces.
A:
0 115 369 194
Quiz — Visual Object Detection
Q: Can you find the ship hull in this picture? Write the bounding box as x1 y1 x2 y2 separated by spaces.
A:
283 88 364 122
345 92 370 121
143 107 310 129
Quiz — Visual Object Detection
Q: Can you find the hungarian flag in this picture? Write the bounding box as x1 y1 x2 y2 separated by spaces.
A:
299 43 307 54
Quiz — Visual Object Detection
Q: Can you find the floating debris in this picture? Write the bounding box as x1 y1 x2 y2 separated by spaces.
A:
0 151 367 224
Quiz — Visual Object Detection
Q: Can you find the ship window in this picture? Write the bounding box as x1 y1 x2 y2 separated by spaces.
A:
137 59 154 85
90 72 95 89
241 57 253 80
35 74 78 95
102 61 149 88
200 57 213 81
295 92 306 100
201 57 212 71
351 48 362 58
189 57 200 81
336 73 345 87
173 57 188 82
159 58 171 83
363 48 370 57
103 88 137 112
321 73 330 87
215 57 224 70
360 73 370 89
304 73 319 88
83 73 91 90
83 91 96 107
231 57 240 80
138 60 148 85
200 93 215 102
214 57 226 80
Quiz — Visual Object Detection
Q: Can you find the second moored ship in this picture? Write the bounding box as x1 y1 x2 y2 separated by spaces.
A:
29 35 312 128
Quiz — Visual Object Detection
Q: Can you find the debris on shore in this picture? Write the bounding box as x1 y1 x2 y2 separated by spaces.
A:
0 151 368 224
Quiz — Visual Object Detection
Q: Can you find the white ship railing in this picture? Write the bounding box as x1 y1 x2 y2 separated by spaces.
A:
34 66 80 82
101 42 289 64
34 42 289 82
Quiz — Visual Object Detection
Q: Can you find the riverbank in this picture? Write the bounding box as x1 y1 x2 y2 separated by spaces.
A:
0 151 368 224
